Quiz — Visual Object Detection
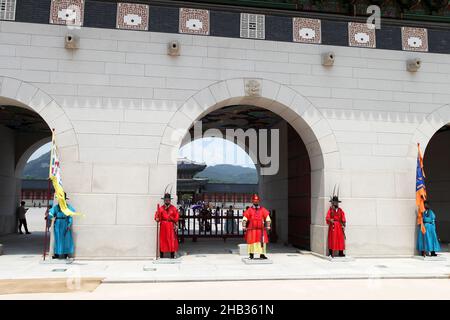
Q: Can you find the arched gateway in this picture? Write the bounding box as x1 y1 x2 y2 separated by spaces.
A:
0 76 79 236
156 78 341 255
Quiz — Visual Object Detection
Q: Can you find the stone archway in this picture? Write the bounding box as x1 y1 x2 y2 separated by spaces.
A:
404 103 450 253
0 76 79 236
409 104 450 155
156 78 342 255
410 103 450 248
0 76 79 161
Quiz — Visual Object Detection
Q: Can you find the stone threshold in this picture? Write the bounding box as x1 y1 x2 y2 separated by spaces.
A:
412 255 447 261
152 258 182 264
310 252 355 262
102 273 450 284
241 258 274 264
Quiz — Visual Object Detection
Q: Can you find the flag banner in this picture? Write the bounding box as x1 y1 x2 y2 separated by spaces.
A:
416 143 426 235
49 131 83 217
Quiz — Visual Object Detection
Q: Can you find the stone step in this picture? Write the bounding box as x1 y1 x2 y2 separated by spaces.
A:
241 257 273 264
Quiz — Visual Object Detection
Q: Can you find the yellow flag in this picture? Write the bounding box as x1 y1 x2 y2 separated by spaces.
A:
49 132 83 217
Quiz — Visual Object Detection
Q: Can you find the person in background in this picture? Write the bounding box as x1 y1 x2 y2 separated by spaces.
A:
17 201 31 235
214 206 221 231
198 203 212 232
225 205 235 234
178 205 187 231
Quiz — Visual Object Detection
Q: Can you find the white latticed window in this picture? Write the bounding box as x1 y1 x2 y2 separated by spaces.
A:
0 0 16 20
240 13 265 39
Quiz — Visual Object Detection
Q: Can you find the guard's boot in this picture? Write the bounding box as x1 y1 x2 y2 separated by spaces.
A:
160 252 164 259
328 249 333 258
249 253 254 260
170 252 175 259
421 251 426 257
52 254 59 259
338 250 345 257
260 254 268 260
431 251 437 257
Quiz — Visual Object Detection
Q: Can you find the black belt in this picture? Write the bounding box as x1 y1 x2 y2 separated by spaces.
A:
55 217 67 219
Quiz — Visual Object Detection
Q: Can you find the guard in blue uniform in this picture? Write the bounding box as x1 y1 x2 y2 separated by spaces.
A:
417 200 441 257
48 193 75 259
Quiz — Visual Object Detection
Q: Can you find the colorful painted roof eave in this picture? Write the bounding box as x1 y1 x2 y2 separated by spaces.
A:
107 0 450 27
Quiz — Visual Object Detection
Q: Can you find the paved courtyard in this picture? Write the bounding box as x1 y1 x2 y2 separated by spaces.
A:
0 207 449 298
0 279 449 300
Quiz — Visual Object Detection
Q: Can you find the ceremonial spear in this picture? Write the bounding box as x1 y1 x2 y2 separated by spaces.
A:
156 203 160 260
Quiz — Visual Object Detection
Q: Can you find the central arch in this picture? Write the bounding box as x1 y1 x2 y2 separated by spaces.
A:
157 78 341 255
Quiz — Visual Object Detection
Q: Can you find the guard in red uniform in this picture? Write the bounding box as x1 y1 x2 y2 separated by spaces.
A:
154 192 179 259
243 194 271 260
326 196 346 258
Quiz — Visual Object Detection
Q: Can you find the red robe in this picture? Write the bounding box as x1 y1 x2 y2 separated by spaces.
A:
326 207 346 250
243 206 270 245
154 204 179 253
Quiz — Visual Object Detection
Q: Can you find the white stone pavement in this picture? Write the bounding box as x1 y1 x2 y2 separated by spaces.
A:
0 250 449 283
1 210 449 283
3 279 450 300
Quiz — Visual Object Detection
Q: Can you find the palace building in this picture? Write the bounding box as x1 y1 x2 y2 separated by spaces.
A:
0 0 449 258
176 158 257 208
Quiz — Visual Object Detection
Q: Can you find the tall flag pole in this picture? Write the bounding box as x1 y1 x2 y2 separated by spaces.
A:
43 129 55 261
49 130 82 217
416 143 427 235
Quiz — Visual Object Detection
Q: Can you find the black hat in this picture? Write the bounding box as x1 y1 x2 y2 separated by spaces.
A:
329 196 341 203
162 193 173 200
162 184 173 200
329 184 341 203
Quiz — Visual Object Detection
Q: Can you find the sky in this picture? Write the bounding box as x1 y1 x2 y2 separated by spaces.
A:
28 142 51 161
27 138 255 168
179 137 256 168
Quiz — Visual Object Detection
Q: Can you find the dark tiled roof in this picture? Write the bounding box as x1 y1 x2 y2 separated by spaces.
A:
177 159 207 172
21 179 53 190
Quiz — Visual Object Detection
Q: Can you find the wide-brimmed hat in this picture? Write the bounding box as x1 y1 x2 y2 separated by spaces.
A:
162 193 173 200
329 196 341 203
161 184 174 200
329 184 341 203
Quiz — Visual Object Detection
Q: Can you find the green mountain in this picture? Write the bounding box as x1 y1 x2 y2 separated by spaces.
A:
23 152 258 184
194 164 257 184
22 151 50 179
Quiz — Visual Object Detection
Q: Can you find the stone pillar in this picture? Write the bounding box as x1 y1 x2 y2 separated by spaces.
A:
0 126 17 235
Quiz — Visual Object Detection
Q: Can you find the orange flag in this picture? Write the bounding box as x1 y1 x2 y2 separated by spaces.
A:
415 143 426 235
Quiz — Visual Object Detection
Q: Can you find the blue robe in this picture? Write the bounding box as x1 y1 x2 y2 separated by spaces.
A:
49 204 75 256
417 209 441 252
